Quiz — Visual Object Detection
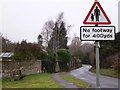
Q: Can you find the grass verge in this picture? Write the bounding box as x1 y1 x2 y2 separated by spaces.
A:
90 67 120 79
2 73 62 88
59 72 90 88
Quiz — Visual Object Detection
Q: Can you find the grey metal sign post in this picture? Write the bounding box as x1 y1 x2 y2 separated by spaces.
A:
95 40 100 88
95 23 100 89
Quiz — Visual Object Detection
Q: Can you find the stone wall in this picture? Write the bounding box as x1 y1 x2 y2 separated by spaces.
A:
2 60 41 78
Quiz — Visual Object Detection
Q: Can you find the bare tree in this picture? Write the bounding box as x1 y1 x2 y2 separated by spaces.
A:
69 36 82 58
41 20 54 48
89 51 96 66
80 43 94 54
56 12 64 27
80 42 94 64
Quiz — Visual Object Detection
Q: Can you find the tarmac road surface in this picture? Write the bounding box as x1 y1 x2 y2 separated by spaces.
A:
69 64 119 88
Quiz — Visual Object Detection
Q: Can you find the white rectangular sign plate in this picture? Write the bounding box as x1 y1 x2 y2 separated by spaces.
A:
80 26 115 41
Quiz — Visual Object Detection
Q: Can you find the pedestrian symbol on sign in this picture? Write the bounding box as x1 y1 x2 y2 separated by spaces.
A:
91 13 94 21
83 1 111 24
94 6 100 21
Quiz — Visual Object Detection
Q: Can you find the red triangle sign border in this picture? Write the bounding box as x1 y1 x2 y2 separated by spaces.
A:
83 2 111 25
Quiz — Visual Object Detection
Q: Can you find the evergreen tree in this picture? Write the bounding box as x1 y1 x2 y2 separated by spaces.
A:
47 13 68 54
59 22 67 48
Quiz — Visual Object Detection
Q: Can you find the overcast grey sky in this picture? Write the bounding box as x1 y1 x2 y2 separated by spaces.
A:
0 0 119 43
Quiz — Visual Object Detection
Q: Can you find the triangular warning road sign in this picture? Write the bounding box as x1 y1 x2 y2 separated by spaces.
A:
83 2 111 24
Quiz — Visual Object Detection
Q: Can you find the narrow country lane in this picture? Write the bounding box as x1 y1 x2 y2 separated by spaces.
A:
51 73 79 88
69 64 119 88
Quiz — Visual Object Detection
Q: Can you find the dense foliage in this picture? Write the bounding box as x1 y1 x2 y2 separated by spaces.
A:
57 49 71 71
13 40 43 61
100 32 120 68
2 36 15 52
42 54 56 73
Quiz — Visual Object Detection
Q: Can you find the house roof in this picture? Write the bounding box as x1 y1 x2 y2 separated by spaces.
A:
0 52 14 58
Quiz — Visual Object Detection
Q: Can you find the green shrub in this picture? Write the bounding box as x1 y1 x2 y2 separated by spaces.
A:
42 54 56 73
57 49 71 71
